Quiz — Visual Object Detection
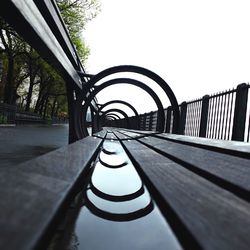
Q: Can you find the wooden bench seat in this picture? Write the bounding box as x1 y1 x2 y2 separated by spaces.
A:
1 128 250 250
112 129 250 250
0 136 103 250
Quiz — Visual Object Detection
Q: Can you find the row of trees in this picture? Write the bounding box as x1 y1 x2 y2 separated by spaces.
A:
0 0 99 119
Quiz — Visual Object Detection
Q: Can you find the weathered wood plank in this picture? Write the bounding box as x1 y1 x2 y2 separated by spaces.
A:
117 137 250 250
0 136 102 250
136 136 250 201
93 129 107 139
157 133 250 156
115 129 250 201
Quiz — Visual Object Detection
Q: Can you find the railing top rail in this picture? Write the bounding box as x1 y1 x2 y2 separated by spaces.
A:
186 98 203 105
209 88 236 98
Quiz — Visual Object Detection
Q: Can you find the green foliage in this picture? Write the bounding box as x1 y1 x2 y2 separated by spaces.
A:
56 0 100 63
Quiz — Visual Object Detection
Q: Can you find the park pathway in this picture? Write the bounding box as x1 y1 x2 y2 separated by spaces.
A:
0 124 68 168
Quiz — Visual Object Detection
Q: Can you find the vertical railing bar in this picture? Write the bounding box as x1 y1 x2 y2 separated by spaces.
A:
225 91 232 140
197 100 200 137
190 102 195 136
225 93 231 140
228 92 235 140
215 95 220 139
207 98 211 138
187 104 191 135
199 100 203 135
206 98 212 138
195 100 200 136
194 101 198 136
212 96 218 139
215 95 221 139
210 97 216 139
218 94 224 139
193 101 197 136
193 102 197 136
185 105 188 135
211 96 217 139
188 104 192 136
217 94 222 139
221 94 228 140
188 103 192 136
198 100 202 136
184 104 189 135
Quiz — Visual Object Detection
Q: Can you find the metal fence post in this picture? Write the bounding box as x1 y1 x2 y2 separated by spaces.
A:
199 95 210 137
232 83 249 141
165 106 172 133
179 102 187 135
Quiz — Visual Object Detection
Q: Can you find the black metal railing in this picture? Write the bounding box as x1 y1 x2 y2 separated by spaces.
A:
0 103 68 125
112 83 250 142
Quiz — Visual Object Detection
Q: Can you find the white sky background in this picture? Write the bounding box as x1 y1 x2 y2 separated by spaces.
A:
83 0 250 115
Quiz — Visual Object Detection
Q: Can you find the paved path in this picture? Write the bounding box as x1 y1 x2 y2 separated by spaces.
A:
0 124 68 167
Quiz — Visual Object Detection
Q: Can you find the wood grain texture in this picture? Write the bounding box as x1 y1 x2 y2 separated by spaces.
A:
158 133 250 155
121 139 250 250
115 129 250 200
137 136 250 199
0 136 102 250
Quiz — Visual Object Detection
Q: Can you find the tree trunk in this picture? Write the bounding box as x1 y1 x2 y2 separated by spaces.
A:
51 97 57 117
55 105 60 117
39 95 46 115
25 79 34 111
34 88 42 113
43 96 49 119
3 55 14 104
25 62 37 111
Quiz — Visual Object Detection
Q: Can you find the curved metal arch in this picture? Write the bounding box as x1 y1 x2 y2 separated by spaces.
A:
101 109 129 119
99 100 139 117
76 78 166 138
105 116 116 121
99 100 140 130
104 113 121 120
104 114 120 127
83 65 179 133
84 189 154 222
104 116 117 127
100 108 131 129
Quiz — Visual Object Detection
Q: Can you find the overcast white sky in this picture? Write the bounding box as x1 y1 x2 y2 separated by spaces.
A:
83 0 250 114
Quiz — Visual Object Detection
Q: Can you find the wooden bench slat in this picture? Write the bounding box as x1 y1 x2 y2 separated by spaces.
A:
93 130 107 139
158 133 250 155
116 136 250 250
0 136 102 250
137 136 250 199
116 130 250 200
